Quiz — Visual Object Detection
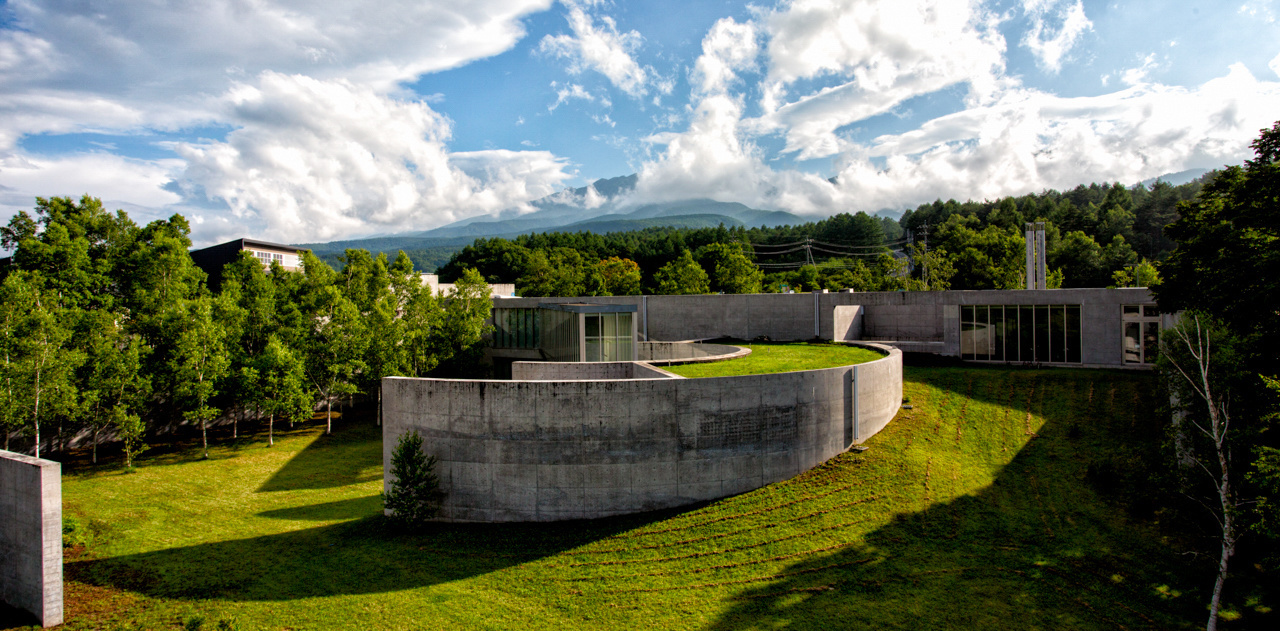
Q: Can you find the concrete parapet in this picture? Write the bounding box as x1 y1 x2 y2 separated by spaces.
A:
638 342 749 364
384 343 902 522
511 361 682 380
0 450 62 627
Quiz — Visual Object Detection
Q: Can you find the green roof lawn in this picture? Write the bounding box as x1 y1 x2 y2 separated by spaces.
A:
660 342 885 378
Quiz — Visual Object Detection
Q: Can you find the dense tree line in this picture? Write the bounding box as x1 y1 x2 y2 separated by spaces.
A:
0 197 491 463
437 177 1204 296
1153 124 1279 629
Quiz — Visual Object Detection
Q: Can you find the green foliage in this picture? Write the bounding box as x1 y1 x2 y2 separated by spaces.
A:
596 256 643 296
382 429 444 528
171 295 231 459
433 268 493 378
517 247 603 297
114 406 147 469
654 250 710 295
699 243 762 294
0 271 83 457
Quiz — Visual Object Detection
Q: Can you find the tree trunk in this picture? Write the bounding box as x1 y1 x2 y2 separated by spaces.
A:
201 414 208 459
92 425 98 464
326 397 332 435
1207 511 1236 630
377 384 382 427
31 373 41 459
269 412 274 447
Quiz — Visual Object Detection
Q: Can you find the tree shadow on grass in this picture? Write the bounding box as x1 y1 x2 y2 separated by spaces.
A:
65 507 676 604
255 417 383 493
693 367 1240 630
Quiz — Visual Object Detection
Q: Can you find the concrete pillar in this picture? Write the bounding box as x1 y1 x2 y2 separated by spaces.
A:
0 450 62 627
1025 227 1035 290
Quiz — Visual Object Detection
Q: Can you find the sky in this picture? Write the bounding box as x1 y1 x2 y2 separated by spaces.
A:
1 0 1279 247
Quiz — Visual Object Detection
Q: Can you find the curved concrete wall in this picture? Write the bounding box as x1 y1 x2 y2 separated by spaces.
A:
383 343 902 522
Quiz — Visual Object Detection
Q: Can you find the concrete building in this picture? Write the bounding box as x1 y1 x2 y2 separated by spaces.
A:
189 238 303 290
489 287 1171 369
385 286 1170 524
419 274 516 299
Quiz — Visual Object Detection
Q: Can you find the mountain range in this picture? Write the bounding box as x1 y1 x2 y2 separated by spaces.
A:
295 169 1212 272
296 174 809 269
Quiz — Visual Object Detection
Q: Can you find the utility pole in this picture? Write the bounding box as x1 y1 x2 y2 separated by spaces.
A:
803 238 816 267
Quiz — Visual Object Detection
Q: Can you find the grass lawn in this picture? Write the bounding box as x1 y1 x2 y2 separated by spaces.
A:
662 342 884 378
6 366 1269 630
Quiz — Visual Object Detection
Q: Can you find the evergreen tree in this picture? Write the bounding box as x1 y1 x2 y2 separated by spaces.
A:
383 429 444 528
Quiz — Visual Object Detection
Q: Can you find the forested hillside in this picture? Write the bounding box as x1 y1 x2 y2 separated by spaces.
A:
437 176 1207 296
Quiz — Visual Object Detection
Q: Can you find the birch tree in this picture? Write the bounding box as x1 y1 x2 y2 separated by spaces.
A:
171 295 230 459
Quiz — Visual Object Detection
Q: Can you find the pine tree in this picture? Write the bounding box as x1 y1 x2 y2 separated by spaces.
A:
382 430 444 528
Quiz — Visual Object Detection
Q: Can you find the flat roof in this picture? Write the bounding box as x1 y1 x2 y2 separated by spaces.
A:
539 302 638 313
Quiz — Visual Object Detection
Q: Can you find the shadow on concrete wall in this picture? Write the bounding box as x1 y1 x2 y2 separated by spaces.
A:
696 366 1205 630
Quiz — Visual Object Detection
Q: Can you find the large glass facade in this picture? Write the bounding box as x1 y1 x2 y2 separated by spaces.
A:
492 308 540 349
1122 304 1161 365
537 303 637 362
540 308 580 362
961 304 1082 364
584 312 633 362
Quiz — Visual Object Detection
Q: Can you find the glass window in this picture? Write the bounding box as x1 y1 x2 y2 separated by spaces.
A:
974 306 990 361
991 306 1006 362
1019 305 1034 363
1124 322 1141 364
585 315 600 337
1143 305 1160 318
1050 306 1066 363
1034 305 1050 362
1065 305 1081 363
1123 305 1141 316
1143 322 1160 364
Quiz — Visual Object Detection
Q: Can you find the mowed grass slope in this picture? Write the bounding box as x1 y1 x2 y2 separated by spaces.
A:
663 342 884 378
22 367 1222 630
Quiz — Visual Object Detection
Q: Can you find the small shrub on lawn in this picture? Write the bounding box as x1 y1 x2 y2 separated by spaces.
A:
383 429 444 529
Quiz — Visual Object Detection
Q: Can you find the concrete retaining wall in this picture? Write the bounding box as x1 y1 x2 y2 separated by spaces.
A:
383 344 902 522
0 450 62 627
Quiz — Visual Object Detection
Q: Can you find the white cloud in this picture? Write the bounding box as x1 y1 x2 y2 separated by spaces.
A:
549 82 596 111
538 0 656 97
1119 53 1159 86
1270 50 1280 79
826 63 1280 212
0 152 183 224
1021 0 1093 73
0 0 553 151
173 73 571 243
690 18 758 96
756 0 1007 160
